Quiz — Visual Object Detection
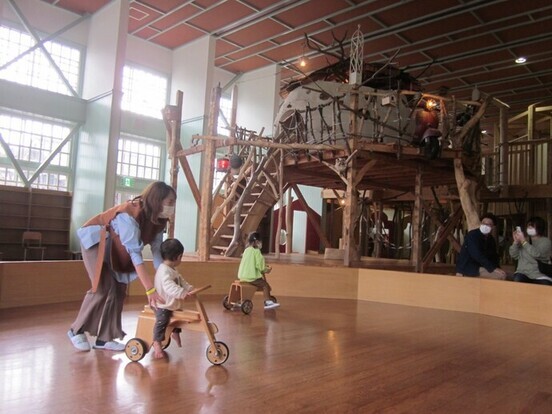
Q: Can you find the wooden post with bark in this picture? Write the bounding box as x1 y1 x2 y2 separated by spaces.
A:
198 86 221 261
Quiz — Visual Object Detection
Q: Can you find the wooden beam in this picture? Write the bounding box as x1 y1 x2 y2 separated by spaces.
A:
291 184 331 249
421 206 463 272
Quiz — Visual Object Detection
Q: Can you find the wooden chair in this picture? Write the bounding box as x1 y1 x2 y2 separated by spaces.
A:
22 231 46 260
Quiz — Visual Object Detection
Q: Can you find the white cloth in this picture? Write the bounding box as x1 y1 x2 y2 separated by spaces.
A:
154 263 193 311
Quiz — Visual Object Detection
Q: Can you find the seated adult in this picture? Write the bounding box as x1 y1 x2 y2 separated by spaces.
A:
455 213 506 279
509 216 552 285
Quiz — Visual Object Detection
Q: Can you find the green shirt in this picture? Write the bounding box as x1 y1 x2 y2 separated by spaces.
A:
237 246 265 282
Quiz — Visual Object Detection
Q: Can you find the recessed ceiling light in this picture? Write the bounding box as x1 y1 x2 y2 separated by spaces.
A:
515 57 527 64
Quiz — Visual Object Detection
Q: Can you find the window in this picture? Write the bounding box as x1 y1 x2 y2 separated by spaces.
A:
122 65 168 119
117 136 161 180
0 111 72 191
218 96 232 136
115 135 163 203
0 24 81 95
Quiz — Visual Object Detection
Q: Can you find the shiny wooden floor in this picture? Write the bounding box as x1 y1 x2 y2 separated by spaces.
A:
2 295 552 413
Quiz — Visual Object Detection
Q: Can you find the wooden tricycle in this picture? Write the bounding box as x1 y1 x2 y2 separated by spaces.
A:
222 275 278 314
124 285 229 365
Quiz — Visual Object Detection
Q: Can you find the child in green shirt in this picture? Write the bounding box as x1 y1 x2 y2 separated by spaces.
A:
238 232 279 309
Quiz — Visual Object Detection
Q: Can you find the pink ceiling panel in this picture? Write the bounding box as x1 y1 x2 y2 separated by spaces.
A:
241 0 284 10
192 0 220 8
135 0 186 13
363 35 406 57
151 4 202 31
134 26 160 40
221 55 274 73
272 21 330 45
49 0 110 14
445 50 512 71
188 0 256 32
310 16 393 48
261 39 304 62
427 34 499 60
511 40 552 57
477 0 551 21
275 0 350 28
226 41 276 60
327 2 386 24
464 67 531 85
402 13 480 43
224 19 288 47
215 57 232 66
375 0 458 26
129 3 162 32
151 23 205 49
216 39 240 58
497 19 552 43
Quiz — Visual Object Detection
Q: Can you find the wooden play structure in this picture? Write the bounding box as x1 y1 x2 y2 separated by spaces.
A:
161 29 552 273
124 285 229 364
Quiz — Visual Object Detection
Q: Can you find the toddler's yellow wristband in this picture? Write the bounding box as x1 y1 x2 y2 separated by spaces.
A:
146 287 156 295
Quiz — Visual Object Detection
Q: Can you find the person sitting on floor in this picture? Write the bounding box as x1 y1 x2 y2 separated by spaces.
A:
456 212 506 280
509 216 552 285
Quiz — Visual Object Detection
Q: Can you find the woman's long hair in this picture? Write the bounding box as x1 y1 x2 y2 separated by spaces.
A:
133 181 176 224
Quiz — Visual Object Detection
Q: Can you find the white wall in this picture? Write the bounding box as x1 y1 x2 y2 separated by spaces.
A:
235 64 281 136
171 36 216 123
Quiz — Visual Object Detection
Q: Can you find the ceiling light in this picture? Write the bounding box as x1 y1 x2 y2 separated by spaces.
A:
515 57 527 64
299 56 308 68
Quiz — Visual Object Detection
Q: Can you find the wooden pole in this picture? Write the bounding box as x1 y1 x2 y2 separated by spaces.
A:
198 86 221 261
275 149 284 259
412 167 423 272
343 87 360 266
286 188 293 253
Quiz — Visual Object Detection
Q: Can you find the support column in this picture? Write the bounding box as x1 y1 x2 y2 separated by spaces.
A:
343 87 360 266
197 86 220 261
411 167 423 272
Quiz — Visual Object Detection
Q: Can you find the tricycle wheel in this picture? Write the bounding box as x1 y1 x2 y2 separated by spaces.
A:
125 338 148 362
222 295 232 310
269 295 278 303
241 299 253 314
206 341 229 365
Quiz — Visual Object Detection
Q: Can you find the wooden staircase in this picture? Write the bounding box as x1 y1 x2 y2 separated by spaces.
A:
210 148 281 257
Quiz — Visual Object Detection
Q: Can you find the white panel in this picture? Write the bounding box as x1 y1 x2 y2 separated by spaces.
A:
293 210 307 254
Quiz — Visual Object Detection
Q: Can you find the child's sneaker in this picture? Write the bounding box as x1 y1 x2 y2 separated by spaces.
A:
264 300 280 310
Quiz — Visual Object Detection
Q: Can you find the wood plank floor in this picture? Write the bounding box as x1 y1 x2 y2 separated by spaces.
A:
1 294 552 413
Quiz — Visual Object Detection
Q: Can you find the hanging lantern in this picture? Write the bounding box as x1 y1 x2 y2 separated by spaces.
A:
216 157 230 172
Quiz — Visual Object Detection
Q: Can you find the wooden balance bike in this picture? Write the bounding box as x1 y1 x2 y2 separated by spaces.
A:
124 285 229 365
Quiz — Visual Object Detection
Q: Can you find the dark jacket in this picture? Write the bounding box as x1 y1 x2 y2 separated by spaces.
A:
455 228 500 276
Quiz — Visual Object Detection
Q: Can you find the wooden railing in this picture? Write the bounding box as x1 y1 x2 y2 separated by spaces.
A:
483 137 551 187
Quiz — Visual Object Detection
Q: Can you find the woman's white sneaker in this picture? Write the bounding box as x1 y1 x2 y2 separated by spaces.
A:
67 329 91 352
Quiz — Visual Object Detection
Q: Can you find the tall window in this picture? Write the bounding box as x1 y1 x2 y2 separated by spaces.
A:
218 96 232 136
115 135 163 203
0 111 72 191
122 65 168 119
0 24 82 95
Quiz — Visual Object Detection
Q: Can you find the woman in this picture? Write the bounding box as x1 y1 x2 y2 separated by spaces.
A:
509 216 552 285
67 181 176 351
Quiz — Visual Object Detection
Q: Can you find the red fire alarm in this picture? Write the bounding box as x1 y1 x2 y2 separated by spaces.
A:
216 157 230 172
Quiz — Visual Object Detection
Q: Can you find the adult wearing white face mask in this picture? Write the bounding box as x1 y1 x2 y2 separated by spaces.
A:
510 216 552 285
67 181 175 352
455 213 507 279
